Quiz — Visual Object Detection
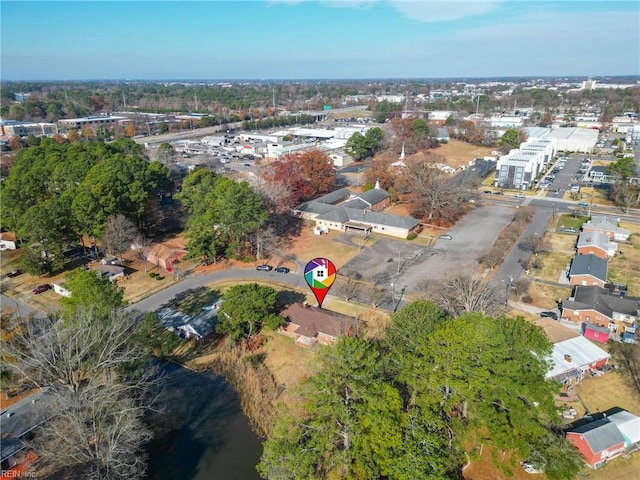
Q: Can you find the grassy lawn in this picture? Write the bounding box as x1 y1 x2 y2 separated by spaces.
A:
536 252 570 283
526 282 572 309
556 214 590 230
432 140 495 169
609 230 640 296
284 223 361 269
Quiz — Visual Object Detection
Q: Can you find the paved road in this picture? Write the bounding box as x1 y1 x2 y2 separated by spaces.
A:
0 293 46 319
128 268 308 314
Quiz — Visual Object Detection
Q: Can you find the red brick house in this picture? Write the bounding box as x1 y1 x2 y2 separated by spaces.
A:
582 215 630 242
562 285 639 339
280 303 358 348
567 254 608 288
576 231 617 259
145 239 187 272
566 418 626 468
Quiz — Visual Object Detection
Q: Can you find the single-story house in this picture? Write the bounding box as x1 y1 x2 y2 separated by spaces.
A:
568 254 608 288
582 216 630 242
576 231 617 259
561 285 638 339
146 239 188 272
583 322 610 344
0 232 18 251
545 336 610 387
156 306 217 341
607 408 640 450
566 418 626 468
532 317 579 343
292 187 418 239
91 264 125 282
1 388 56 471
280 303 358 348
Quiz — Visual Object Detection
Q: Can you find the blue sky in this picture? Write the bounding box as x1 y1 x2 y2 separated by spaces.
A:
1 1 638 80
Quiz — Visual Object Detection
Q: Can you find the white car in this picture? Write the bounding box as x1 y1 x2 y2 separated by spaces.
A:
515 193 526 198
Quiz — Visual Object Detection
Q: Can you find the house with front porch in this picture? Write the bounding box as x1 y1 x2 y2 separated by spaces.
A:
561 285 639 340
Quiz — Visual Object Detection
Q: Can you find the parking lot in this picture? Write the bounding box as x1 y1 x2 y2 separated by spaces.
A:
340 203 516 294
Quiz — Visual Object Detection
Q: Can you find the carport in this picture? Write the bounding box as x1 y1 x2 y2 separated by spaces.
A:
344 221 372 234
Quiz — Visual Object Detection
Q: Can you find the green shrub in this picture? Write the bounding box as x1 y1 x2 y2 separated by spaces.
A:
149 272 158 279
406 232 418 240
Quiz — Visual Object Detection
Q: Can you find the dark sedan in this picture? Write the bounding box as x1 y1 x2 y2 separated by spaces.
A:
32 284 52 294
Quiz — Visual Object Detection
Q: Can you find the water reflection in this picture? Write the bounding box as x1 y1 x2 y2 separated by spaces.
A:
146 362 262 480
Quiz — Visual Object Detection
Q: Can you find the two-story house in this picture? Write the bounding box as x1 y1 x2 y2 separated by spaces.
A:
561 285 639 340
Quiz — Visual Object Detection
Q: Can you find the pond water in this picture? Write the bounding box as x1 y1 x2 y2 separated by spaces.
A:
146 362 263 480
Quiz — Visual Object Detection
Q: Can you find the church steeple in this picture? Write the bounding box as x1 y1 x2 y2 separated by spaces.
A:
399 142 405 160
374 178 380 190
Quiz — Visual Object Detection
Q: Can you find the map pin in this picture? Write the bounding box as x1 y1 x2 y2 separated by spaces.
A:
304 257 336 308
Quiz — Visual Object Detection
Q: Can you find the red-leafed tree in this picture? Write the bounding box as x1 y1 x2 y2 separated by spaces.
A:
262 150 336 210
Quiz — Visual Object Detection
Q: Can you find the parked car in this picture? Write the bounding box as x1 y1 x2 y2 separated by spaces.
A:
539 311 558 320
32 284 52 294
559 227 577 233
274 266 290 274
578 201 589 207
482 190 493 194
515 193 525 198
439 234 453 240
493 191 504 195
6 269 23 278
256 264 272 271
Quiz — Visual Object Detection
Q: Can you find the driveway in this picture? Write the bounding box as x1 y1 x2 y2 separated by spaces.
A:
339 203 516 294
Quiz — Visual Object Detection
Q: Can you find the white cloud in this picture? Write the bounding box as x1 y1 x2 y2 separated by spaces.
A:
388 0 503 23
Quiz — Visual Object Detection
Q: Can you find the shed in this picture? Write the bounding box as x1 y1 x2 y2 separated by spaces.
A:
583 322 610 344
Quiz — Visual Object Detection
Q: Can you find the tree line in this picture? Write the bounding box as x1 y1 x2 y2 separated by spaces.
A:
0 138 172 275
258 301 585 480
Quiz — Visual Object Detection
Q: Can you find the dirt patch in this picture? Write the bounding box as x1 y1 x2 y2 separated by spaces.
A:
281 221 362 269
432 140 495 169
463 443 540 480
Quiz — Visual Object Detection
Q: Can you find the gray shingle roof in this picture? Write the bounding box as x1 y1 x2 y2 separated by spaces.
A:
570 285 640 318
341 198 370 210
569 418 625 453
313 187 351 205
294 200 336 216
577 231 611 251
569 254 608 281
356 188 390 205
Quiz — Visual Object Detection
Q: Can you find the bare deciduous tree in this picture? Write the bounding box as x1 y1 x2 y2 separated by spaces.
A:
434 273 504 316
364 276 388 308
477 248 504 271
337 271 362 302
397 156 475 224
2 309 157 479
103 214 138 261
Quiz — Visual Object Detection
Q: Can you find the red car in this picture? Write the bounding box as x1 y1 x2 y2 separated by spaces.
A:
6 269 24 278
32 284 52 294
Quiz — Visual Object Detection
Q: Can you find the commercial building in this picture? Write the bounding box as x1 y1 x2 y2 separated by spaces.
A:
0 120 57 137
57 115 128 131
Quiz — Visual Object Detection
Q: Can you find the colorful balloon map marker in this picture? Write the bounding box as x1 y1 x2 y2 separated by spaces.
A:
304 257 336 308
